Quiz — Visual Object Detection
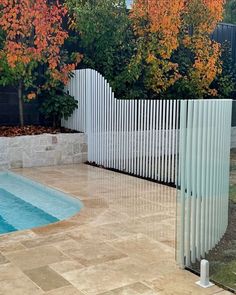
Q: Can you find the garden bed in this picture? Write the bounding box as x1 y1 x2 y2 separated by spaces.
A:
0 125 79 137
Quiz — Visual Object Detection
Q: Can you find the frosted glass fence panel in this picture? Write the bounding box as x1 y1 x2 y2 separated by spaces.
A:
177 99 232 267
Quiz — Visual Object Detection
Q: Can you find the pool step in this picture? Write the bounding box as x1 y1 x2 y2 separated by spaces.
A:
0 188 59 232
0 215 16 234
0 173 82 220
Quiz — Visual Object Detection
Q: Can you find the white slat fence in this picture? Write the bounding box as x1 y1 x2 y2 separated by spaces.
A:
62 69 233 268
63 69 179 184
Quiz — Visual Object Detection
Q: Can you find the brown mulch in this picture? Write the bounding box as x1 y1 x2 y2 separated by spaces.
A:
0 125 79 137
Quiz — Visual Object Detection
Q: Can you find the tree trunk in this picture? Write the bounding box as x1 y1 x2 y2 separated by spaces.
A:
52 114 60 128
18 81 24 126
53 114 56 128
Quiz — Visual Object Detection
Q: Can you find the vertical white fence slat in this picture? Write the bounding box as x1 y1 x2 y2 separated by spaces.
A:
134 100 137 175
137 100 141 176
169 100 173 182
161 100 165 182
140 100 144 177
164 100 169 183
151 100 156 179
158 100 162 181
154 100 159 180
131 100 134 174
126 100 129 172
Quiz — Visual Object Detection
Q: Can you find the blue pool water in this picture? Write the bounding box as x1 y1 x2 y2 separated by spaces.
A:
0 172 83 234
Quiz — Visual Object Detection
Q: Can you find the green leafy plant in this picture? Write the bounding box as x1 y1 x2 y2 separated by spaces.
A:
66 0 129 81
65 0 146 100
210 42 236 99
224 0 236 24
40 86 78 128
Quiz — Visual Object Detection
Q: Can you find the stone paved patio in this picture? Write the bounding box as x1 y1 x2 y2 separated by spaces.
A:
0 164 231 294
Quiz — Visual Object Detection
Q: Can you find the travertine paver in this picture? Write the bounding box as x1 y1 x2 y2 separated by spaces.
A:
24 265 71 292
0 164 229 294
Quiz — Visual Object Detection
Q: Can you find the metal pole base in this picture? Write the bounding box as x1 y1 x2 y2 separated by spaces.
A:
196 280 214 288
196 259 215 288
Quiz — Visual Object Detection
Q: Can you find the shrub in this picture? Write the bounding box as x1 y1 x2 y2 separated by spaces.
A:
39 86 78 128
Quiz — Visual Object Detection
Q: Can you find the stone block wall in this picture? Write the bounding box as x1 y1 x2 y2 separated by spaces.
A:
0 133 88 169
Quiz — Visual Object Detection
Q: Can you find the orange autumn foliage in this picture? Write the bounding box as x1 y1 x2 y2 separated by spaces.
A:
131 0 185 58
27 92 37 100
183 0 225 96
130 0 185 93
131 0 225 97
0 0 79 91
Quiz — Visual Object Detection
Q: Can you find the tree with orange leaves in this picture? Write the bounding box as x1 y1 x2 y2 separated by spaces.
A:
130 0 225 98
182 0 225 97
130 0 185 94
0 0 81 126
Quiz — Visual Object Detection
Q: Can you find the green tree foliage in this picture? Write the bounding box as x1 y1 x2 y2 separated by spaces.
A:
211 42 236 99
0 29 4 50
164 42 236 100
66 0 147 99
224 0 236 24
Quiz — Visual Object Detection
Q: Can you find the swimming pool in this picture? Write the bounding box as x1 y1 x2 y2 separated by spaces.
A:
0 172 83 234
